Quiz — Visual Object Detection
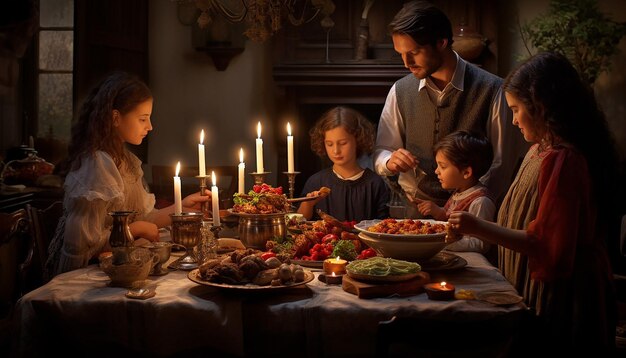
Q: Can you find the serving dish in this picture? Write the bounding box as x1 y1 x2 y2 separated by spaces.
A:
188 269 315 291
358 232 448 261
227 209 289 218
354 219 447 241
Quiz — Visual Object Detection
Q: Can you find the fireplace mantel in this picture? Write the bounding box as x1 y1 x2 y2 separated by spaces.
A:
273 62 408 105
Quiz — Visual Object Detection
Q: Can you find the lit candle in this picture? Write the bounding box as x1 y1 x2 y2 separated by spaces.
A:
287 122 294 173
198 130 206 177
174 162 182 215
424 281 456 300
255 121 264 173
238 148 245 194
324 271 343 284
211 171 220 226
323 256 347 275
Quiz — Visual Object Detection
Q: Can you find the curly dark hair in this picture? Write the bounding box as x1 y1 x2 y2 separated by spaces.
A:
388 0 453 48
309 106 376 159
67 71 152 172
433 130 493 179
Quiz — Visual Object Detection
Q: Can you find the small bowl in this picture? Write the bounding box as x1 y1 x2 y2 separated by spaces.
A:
99 248 158 287
357 232 447 261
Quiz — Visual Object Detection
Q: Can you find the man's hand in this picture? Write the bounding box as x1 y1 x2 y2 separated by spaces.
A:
386 148 418 174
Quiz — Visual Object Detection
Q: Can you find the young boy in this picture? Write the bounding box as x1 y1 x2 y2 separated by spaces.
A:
414 130 495 253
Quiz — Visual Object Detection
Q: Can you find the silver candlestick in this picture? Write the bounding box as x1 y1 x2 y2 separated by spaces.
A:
283 171 300 199
250 171 271 185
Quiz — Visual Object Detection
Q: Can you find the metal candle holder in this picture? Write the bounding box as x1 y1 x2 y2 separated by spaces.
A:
282 171 300 199
197 175 209 220
250 171 271 185
169 212 203 270
196 222 222 265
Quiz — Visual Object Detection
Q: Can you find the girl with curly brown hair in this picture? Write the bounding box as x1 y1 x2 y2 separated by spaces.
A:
297 106 389 222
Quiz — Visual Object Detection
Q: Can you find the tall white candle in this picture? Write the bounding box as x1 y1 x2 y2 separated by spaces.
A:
255 121 264 173
238 148 245 194
211 171 220 226
287 122 294 173
174 162 182 215
198 130 206 177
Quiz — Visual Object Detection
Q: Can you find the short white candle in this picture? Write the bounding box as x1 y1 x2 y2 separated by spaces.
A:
211 171 220 226
198 130 206 177
287 122 294 173
238 148 245 194
174 162 182 215
256 121 264 173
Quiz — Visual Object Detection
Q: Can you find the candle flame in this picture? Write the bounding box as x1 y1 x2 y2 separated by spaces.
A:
212 171 217 186
200 129 204 144
175 162 181 177
257 122 262 139
440 281 446 288
331 272 336 277
239 148 244 163
287 122 292 136
336 256 340 261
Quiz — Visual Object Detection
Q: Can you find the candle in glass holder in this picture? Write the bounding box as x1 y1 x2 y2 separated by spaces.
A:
287 122 294 173
198 130 206 177
424 281 456 300
323 256 347 275
238 148 245 194
255 121 264 173
211 171 220 226
174 162 182 215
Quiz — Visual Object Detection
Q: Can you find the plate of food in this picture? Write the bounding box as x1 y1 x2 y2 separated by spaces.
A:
286 221 317 234
291 259 324 269
217 238 246 254
418 251 468 271
476 291 524 306
354 219 448 241
187 269 315 291
345 257 423 282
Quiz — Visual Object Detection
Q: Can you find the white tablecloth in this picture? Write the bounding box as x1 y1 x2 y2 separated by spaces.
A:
12 251 525 357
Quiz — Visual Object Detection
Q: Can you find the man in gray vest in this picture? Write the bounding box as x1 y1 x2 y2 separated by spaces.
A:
373 0 523 217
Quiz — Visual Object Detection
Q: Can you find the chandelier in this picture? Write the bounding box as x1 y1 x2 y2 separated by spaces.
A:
175 0 336 42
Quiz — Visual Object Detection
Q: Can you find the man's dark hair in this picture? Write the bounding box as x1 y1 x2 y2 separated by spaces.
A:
388 0 453 48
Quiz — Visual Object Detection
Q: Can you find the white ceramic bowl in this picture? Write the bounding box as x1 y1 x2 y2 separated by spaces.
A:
357 232 448 261
99 247 158 287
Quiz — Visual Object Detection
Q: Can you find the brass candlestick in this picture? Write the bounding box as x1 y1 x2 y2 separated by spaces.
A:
250 171 271 185
197 175 209 220
283 171 300 199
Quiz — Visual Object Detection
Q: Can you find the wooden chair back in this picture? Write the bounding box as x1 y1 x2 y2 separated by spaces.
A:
0 209 31 317
26 201 64 285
